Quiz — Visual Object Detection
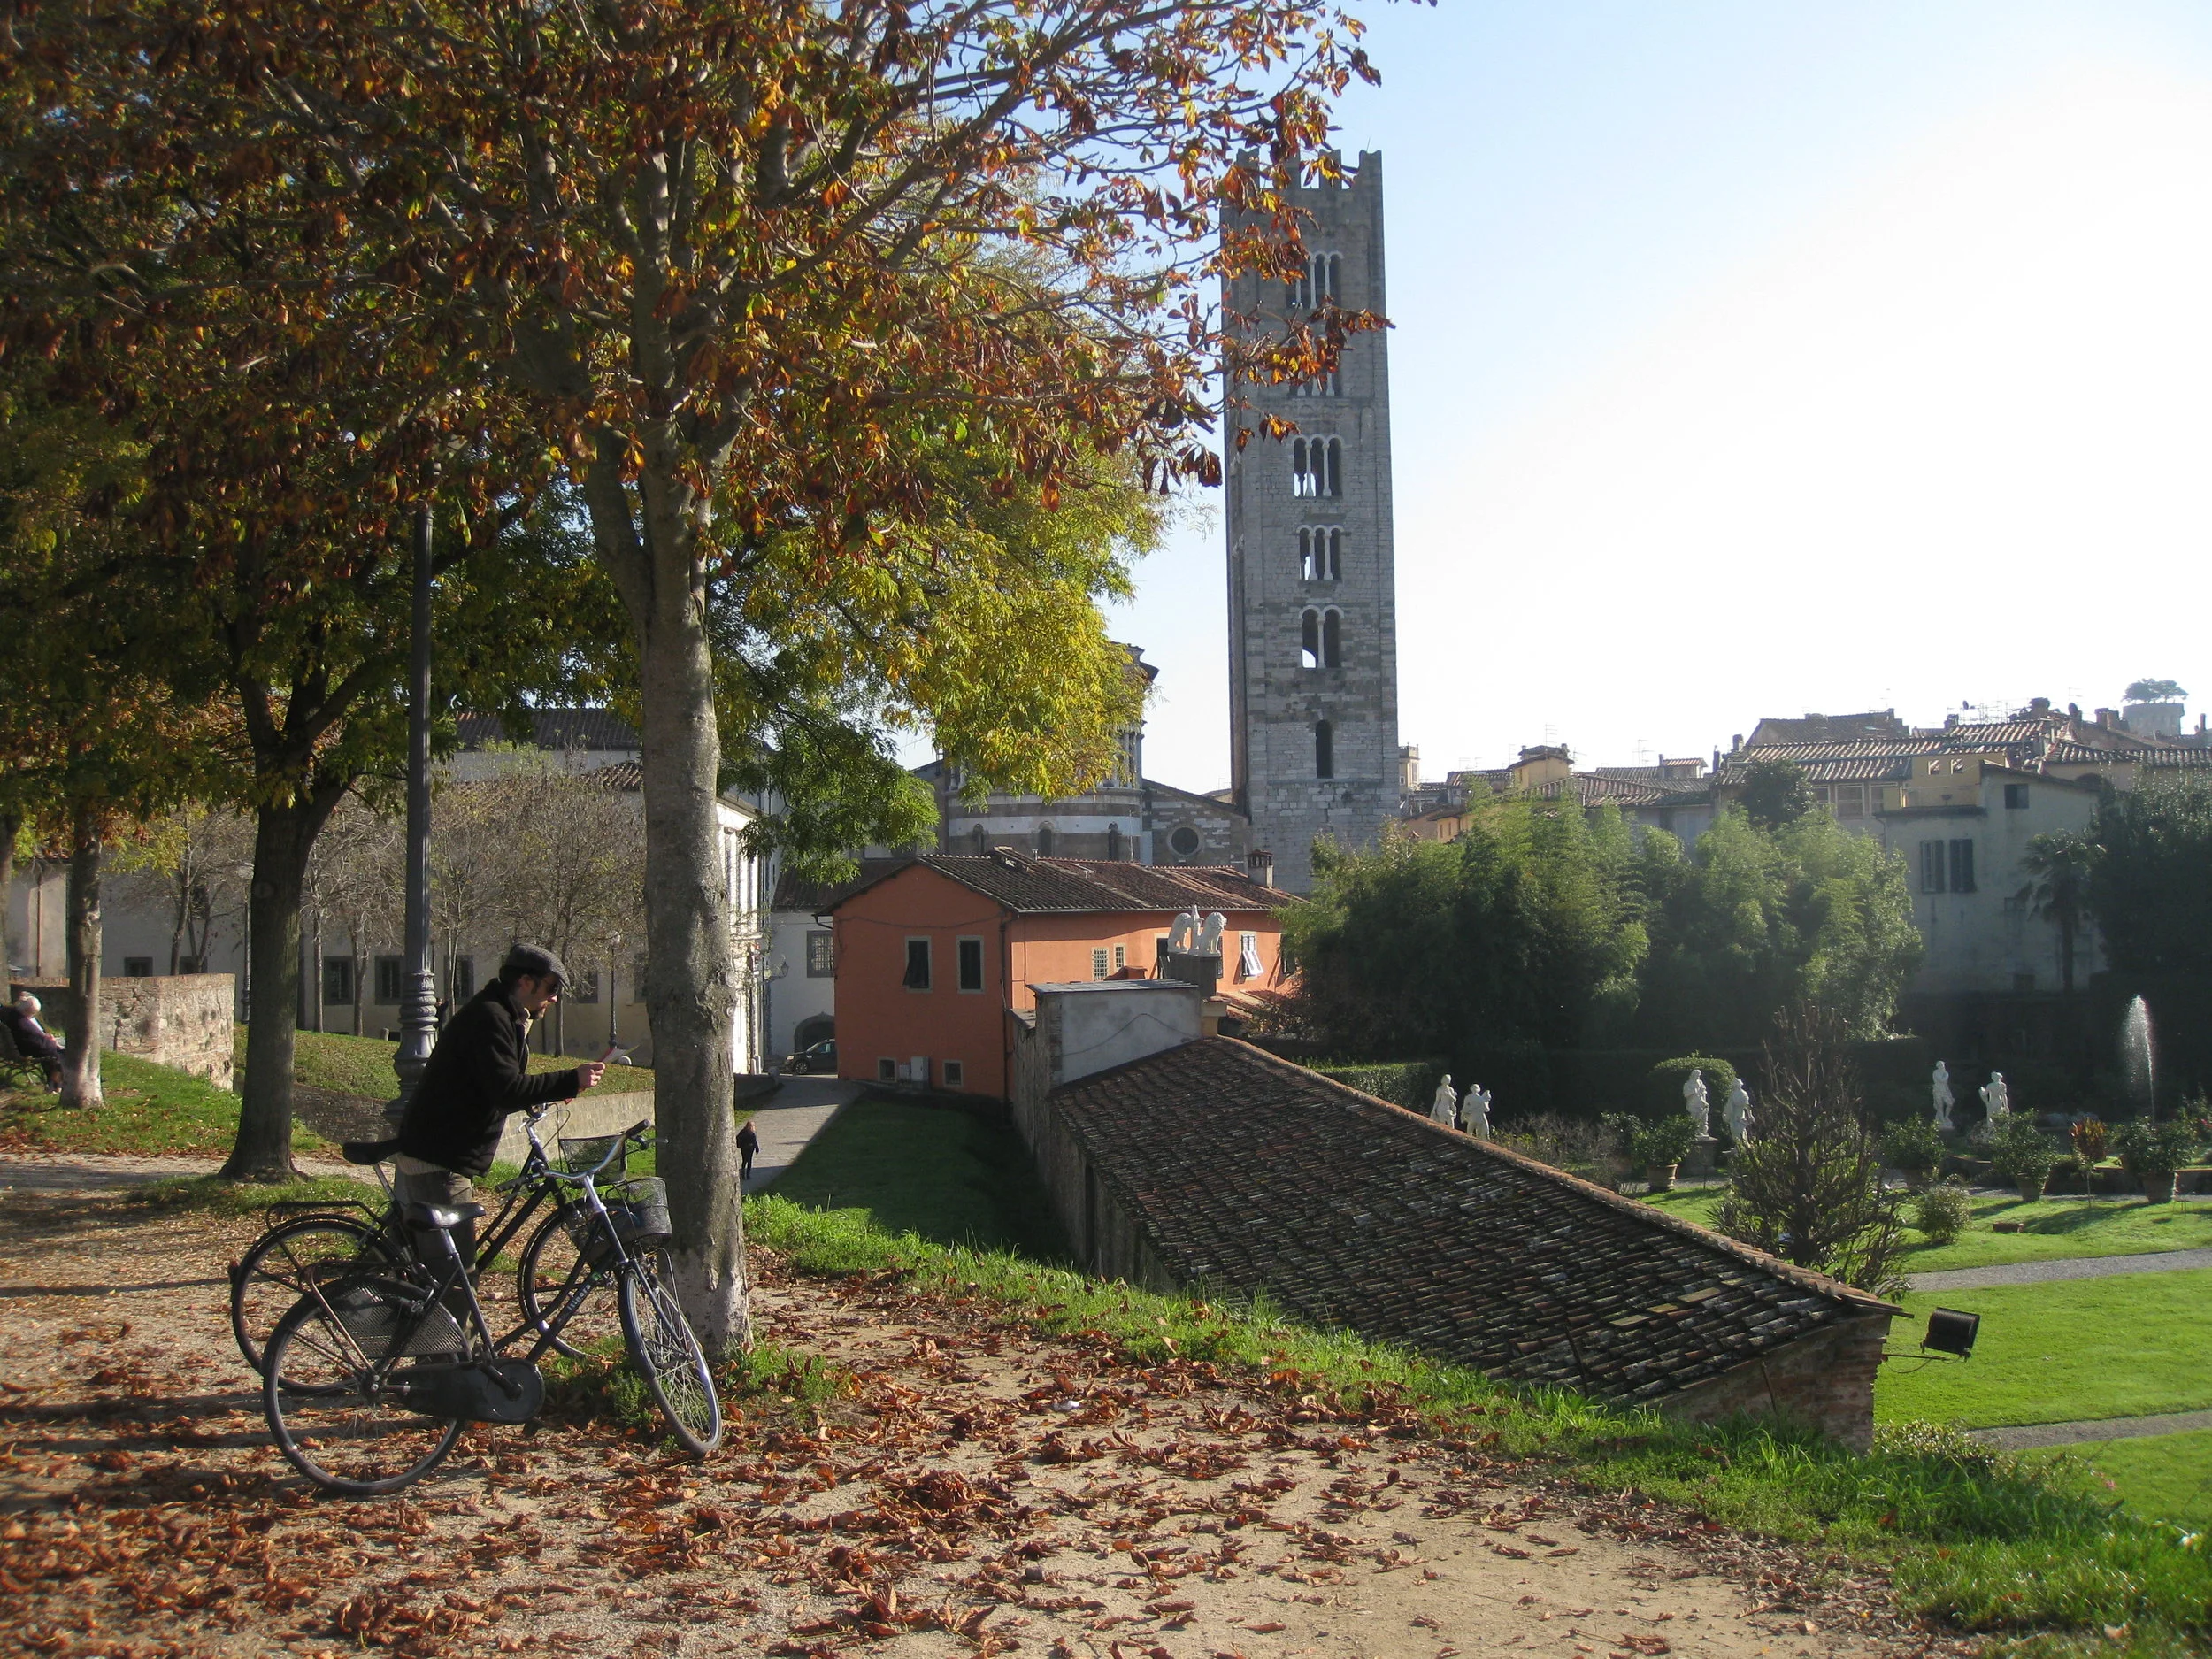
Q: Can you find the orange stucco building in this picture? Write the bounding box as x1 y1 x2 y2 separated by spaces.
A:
827 852 1287 1100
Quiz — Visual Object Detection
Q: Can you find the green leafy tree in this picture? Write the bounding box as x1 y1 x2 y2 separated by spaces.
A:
1737 757 1815 831
2084 778 2212 976
2016 829 2097 995
2124 678 2187 703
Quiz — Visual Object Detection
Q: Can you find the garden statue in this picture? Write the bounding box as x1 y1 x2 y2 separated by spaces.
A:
1431 1074 1460 1125
1980 1072 2010 1121
1681 1069 1711 1138
1197 912 1227 956
1724 1079 1753 1143
1166 910 1201 953
1932 1061 1956 1133
1459 1084 1494 1141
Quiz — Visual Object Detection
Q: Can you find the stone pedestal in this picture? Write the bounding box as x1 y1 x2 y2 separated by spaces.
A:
1681 1134 1719 1179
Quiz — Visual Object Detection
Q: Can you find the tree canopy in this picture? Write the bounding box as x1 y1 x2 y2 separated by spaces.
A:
2124 678 2188 703
2084 777 2212 977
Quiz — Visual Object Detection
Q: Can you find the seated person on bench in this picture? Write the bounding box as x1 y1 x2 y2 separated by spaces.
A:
393 945 604 1266
1 994 65 1090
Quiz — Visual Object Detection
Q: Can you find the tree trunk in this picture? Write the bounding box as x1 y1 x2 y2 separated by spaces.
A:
59 802 104 1109
0 810 18 979
311 916 325 1033
221 799 326 1182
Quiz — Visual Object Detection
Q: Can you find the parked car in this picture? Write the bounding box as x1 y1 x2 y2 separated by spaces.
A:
783 1038 836 1075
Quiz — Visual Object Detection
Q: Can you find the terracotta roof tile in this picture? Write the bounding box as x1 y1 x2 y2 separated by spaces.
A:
1048 1038 1893 1403
833 854 1286 916
457 708 640 751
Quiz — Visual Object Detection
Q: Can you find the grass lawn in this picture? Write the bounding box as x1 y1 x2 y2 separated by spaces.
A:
766 1094 1068 1261
1643 1184 2212 1272
263 1026 657 1099
0 1050 323 1158
2031 1428 2212 1532
1877 1269 2212 1428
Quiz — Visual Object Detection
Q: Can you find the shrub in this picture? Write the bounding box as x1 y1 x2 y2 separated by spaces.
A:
1647 1055 1737 1120
1984 1116 2062 1182
1878 1118 1947 1173
1909 1179 1973 1245
1310 1059 1445 1113
2113 1118 2201 1177
1597 1111 1641 1160
1630 1113 1698 1166
2070 1115 2109 1166
1492 1112 1615 1178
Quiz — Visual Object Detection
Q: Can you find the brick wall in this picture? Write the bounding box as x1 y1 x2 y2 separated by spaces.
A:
1657 1314 1892 1452
15 974 235 1089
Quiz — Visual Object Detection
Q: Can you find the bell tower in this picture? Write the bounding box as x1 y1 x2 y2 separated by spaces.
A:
1223 153 1402 894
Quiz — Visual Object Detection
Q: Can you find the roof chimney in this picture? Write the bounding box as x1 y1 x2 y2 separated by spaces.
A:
1246 849 1275 889
2096 708 2117 728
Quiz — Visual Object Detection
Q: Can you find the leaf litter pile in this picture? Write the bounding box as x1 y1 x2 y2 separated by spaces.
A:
1 1171 1967 1659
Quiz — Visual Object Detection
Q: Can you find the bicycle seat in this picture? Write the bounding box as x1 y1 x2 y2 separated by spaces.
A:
404 1201 486 1230
341 1138 402 1165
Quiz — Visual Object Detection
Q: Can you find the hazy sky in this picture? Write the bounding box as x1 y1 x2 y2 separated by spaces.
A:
1105 1 2212 790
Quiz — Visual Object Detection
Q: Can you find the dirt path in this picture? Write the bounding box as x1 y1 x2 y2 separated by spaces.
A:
2 1190 1957 1659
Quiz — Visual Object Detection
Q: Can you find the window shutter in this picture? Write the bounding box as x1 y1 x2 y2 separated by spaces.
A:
1919 841 1946 894
1949 839 1977 894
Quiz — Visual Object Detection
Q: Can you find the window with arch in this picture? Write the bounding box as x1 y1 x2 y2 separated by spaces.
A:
1034 823 1055 856
1286 251 1340 310
971 824 987 855
1299 526 1342 582
1315 719 1334 780
1300 607 1342 670
1290 366 1340 398
1105 823 1124 861
1289 437 1341 498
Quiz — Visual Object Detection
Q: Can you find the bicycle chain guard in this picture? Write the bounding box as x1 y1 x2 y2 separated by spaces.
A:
396 1358 546 1425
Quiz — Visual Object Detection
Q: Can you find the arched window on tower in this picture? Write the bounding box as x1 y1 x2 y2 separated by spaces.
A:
1324 437 1341 497
1322 608 1341 668
1291 438 1317 498
972 825 987 855
1315 719 1334 780
1301 527 1341 582
1301 608 1321 669
1105 823 1123 861
1287 252 1340 309
1035 823 1055 856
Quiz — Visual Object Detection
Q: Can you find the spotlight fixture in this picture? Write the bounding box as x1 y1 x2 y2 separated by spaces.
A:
1924 1307 1979 1360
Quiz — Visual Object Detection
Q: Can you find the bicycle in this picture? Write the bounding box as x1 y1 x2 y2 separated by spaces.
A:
228 1105 655 1374
261 1131 721 1495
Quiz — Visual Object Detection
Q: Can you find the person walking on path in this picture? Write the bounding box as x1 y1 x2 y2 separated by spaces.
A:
737 1118 760 1184
393 944 603 1267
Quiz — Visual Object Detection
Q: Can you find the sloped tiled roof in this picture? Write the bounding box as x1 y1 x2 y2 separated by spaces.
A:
1509 773 1671 806
1747 711 1911 747
2047 740 2212 768
1787 757 1914 784
833 854 1286 917
1740 737 1945 764
457 708 641 752
772 857 911 915
1049 1038 1893 1404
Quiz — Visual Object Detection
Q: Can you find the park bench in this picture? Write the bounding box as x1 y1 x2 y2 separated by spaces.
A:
0 1020 50 1090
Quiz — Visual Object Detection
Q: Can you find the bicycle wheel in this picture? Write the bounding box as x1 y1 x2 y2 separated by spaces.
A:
517 1204 631 1358
263 1279 468 1495
231 1213 392 1375
617 1256 722 1455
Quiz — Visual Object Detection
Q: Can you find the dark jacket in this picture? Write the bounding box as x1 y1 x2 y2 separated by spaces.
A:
0 1005 61 1062
396 979 582 1176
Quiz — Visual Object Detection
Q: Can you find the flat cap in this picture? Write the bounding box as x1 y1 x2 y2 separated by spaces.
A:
500 943 570 987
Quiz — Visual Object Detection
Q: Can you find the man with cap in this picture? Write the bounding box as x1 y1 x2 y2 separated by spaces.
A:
393 943 605 1267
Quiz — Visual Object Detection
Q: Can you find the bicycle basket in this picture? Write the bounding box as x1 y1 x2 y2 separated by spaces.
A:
565 1178 672 1265
557 1133 629 1177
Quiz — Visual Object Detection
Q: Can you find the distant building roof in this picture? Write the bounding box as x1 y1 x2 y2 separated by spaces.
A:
831 853 1286 917
457 708 640 752
1047 1037 1893 1404
1512 773 1671 806
772 856 912 915
1746 710 1911 748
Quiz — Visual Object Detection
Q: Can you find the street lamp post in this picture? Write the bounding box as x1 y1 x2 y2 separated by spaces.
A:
393 501 439 1100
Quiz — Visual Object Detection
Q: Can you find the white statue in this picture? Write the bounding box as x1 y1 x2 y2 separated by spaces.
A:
1431 1074 1460 1126
1197 911 1227 956
1932 1061 1956 1133
1458 1083 1494 1141
1724 1079 1753 1143
1980 1072 2010 1122
1166 910 1201 953
1681 1069 1711 1138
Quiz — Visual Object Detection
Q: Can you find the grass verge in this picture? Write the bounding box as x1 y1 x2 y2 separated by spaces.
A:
1877 1271 2212 1429
0 1050 325 1157
267 1026 657 1100
2032 1430 2212 1534
128 1172 371 1217
743 1192 2212 1647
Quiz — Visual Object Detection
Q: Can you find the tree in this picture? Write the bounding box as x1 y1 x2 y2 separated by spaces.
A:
10 0 1372 1345
111 806 255 976
308 802 404 1040
2084 777 2212 976
2016 829 2096 995
1737 758 1815 832
1712 1002 1907 1295
2124 678 2187 703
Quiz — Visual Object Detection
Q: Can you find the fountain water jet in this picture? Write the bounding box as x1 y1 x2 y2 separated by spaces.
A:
2122 995 2157 1121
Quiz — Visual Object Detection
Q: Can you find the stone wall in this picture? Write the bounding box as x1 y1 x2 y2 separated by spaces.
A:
1655 1315 1893 1453
14 974 235 1088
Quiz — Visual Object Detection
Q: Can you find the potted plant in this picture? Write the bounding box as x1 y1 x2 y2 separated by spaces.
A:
1632 1114 1698 1193
1878 1120 1947 1191
1985 1116 2061 1202
2113 1119 2201 1204
2070 1116 2109 1199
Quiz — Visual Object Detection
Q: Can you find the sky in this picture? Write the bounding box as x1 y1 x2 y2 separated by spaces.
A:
1106 1 2212 790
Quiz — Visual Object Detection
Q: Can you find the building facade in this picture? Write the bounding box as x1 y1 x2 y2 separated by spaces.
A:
1223 155 1402 893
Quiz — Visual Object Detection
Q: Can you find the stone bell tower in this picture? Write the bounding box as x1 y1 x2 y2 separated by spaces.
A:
1223 153 1402 894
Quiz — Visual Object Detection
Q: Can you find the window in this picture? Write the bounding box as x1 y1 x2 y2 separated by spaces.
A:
1323 608 1341 667
1112 944 1126 972
1315 719 1334 780
1237 932 1262 981
570 968 601 1005
943 1059 964 1089
2005 783 2029 809
806 930 836 978
123 956 153 978
971 824 987 854
902 938 932 990
374 955 405 1003
957 936 985 993
1290 436 1341 498
878 1057 897 1082
1106 824 1123 860
1091 947 1110 980
1300 526 1341 582
1290 367 1340 397
1835 783 1865 819
177 955 204 974
323 957 355 1006
1919 841 1947 894
452 956 475 999
1948 838 1977 894
1169 825 1201 858
1034 824 1055 856
1300 608 1341 670
1286 250 1340 309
